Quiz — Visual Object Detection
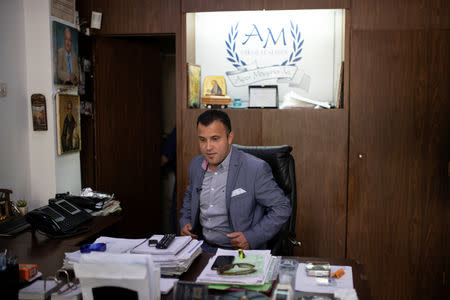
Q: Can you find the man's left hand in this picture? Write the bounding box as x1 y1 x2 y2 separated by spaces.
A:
227 232 250 249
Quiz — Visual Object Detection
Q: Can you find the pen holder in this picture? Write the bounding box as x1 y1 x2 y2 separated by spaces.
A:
0 263 19 299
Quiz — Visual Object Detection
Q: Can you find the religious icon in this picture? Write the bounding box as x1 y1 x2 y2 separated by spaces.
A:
56 94 81 155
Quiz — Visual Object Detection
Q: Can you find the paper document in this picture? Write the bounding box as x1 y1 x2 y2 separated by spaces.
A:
64 235 201 277
131 235 192 255
150 239 202 263
295 263 354 294
94 236 146 253
19 279 60 299
160 278 179 294
281 91 331 109
196 249 272 286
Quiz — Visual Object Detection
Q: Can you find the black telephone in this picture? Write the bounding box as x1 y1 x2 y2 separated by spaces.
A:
26 199 92 237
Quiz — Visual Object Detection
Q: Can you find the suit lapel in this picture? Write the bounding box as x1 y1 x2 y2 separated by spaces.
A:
226 147 242 214
192 158 206 230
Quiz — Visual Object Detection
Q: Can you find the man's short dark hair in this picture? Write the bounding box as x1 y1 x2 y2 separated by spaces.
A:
197 110 232 134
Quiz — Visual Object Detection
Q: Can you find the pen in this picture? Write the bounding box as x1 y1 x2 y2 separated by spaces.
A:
238 249 245 259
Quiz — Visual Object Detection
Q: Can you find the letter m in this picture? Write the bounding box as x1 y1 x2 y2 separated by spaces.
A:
263 28 286 48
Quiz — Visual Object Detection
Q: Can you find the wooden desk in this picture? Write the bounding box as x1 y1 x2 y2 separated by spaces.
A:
0 216 121 277
1 226 370 299
174 253 371 300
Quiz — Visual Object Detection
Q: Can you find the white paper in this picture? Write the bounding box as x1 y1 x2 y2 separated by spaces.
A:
65 235 200 277
91 11 102 29
196 249 272 286
282 91 331 109
131 235 192 255
295 263 354 294
94 236 146 253
160 278 179 294
150 239 202 263
51 285 82 299
19 279 60 299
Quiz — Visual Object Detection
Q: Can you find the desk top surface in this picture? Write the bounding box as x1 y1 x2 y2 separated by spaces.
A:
177 252 370 300
0 216 121 276
1 221 370 299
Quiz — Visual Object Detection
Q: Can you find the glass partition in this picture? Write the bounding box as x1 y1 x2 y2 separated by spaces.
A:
186 9 346 109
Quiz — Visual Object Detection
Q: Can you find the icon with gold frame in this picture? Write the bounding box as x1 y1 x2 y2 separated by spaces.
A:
202 76 231 108
56 94 81 155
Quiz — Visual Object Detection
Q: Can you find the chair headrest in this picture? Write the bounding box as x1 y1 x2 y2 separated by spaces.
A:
232 144 294 194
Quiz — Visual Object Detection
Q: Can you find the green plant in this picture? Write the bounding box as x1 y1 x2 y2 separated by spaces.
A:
17 200 27 207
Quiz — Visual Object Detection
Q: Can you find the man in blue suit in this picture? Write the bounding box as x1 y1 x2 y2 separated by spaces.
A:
180 110 291 251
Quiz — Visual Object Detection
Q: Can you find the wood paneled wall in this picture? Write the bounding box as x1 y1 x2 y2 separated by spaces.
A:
181 0 350 12
348 1 449 299
94 37 162 237
78 0 180 34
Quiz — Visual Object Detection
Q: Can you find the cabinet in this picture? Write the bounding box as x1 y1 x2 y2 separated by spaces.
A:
347 3 450 299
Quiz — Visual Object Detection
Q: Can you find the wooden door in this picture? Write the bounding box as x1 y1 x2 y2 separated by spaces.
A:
348 30 449 299
94 37 162 237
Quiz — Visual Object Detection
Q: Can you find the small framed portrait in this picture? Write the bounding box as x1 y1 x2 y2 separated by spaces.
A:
80 101 93 117
56 94 81 155
31 94 48 131
187 63 201 108
203 76 227 96
52 21 79 87
248 85 278 108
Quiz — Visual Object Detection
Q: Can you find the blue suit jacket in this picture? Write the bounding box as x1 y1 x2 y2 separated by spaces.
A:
180 146 291 249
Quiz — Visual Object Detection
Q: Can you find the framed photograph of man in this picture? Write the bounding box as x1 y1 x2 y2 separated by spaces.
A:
31 94 48 131
56 94 81 155
52 21 80 86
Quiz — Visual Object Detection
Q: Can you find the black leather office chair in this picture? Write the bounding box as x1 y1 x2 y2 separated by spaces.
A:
233 144 301 256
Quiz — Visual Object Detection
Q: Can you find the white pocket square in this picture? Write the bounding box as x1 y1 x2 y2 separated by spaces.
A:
231 188 247 197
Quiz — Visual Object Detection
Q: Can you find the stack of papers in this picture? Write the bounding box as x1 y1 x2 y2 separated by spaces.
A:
196 249 276 286
280 91 331 109
295 263 354 294
64 235 202 276
131 235 203 276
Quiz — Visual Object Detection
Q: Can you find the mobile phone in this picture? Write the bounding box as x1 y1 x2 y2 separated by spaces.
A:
148 239 158 246
211 255 234 270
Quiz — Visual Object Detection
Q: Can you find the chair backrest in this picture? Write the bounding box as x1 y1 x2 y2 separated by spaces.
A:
233 144 297 256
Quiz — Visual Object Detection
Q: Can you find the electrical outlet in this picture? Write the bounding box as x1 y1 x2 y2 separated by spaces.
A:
0 81 6 97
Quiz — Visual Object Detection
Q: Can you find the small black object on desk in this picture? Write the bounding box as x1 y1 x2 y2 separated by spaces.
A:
156 234 175 249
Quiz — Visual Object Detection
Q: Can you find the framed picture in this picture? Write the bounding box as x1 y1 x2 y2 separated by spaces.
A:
203 76 227 96
187 63 201 108
56 94 81 155
31 94 48 131
52 21 80 87
248 85 278 108
80 101 93 117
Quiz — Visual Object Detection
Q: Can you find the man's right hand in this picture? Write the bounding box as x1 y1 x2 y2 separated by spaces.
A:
181 223 198 239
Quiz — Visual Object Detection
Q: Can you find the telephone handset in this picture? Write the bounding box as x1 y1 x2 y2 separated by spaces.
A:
26 199 92 237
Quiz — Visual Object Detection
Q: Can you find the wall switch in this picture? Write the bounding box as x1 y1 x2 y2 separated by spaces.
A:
0 81 6 97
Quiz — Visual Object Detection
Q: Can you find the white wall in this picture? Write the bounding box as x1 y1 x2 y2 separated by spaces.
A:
0 0 81 210
0 0 30 205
